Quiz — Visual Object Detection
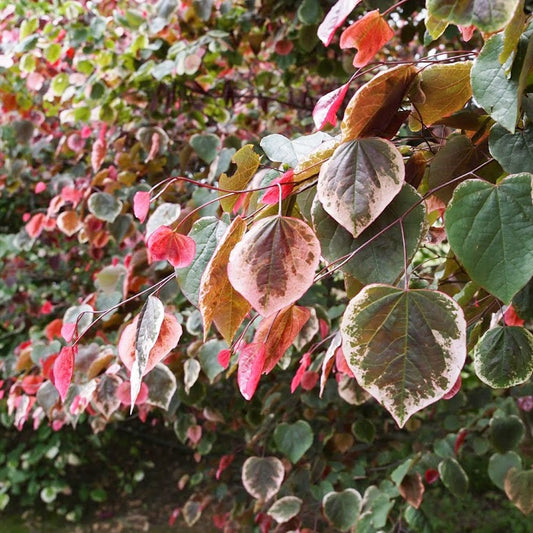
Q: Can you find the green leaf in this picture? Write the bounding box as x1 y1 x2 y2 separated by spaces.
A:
473 326 533 388
274 420 313 463
504 467 533 515
471 33 525 133
298 0 321 24
490 415 525 453
190 133 220 164
44 43 62 63
512 277 533 320
198 339 227 382
489 124 533 174
352 419 376 444
323 489 362 531
267 496 303 524
177 216 229 307
317 138 404 238
427 0 520 33
445 174 533 304
488 451 522 490
88 192 123 223
242 456 284 501
312 184 425 284
341 285 466 427
438 457 469 497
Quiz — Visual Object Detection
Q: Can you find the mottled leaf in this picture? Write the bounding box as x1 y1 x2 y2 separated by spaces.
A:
143 364 177 410
323 489 362 531
313 82 351 130
242 456 284 501
267 496 302 524
504 468 533 514
145 202 181 238
88 192 123 223
260 132 331 167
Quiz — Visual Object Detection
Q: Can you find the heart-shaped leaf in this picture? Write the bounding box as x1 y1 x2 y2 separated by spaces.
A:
341 285 466 427
145 202 181 238
147 226 196 268
504 468 533 515
488 452 522 490
88 192 122 223
267 496 303 524
438 457 469 497
445 174 533 304
274 420 313 463
317 138 404 237
313 184 425 284
190 133 220 164
143 364 177 410
473 326 533 388
322 488 362 531
489 123 533 174
228 216 321 317
399 472 425 509
490 415 525 453
242 456 284 502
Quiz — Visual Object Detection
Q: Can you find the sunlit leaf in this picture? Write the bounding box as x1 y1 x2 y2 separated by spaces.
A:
317 138 404 238
339 10 394 68
242 456 284 501
133 190 151 222
260 132 331 167
341 65 418 142
323 489 362 531
445 175 533 304
147 226 196 268
341 285 466 427
317 0 362 46
228 216 320 317
184 358 201 394
145 202 181 238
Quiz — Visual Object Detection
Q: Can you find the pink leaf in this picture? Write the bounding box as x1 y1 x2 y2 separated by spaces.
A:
81 125 92 139
116 381 149 405
458 25 475 42
262 169 295 204
216 454 235 480
35 181 47 194
335 346 355 377
26 71 45 91
301 370 319 390
217 349 231 369
168 508 180 527
503 305 525 326
25 213 46 238
291 352 311 393
317 0 363 46
443 374 462 400
237 343 266 400
517 396 533 412
91 138 107 172
313 82 351 130
133 191 151 223
146 225 196 268
61 322 76 343
53 346 77 401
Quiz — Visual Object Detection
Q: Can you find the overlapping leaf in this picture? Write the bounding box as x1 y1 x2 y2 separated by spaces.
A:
317 138 404 237
341 285 467 427
317 0 362 46
489 124 533 174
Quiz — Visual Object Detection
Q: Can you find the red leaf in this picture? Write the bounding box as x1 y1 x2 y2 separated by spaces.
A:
237 343 266 400
45 318 63 341
217 349 231 369
458 25 475 42
40 301 53 314
21 375 44 395
168 508 180 527
335 346 354 377
61 322 76 343
146 225 196 268
503 305 525 326
53 346 77 401
443 374 462 400
262 169 295 204
25 213 46 238
291 352 312 393
91 138 107 172
313 82 351 130
133 191 151 223
454 429 468 455
424 469 439 484
339 10 394 68
301 370 319 390
275 39 293 56
318 0 363 46
116 381 149 405
216 454 235 480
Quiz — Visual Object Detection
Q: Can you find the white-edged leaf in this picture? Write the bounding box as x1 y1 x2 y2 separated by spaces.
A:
267 496 303 524
183 358 201 394
242 456 284 502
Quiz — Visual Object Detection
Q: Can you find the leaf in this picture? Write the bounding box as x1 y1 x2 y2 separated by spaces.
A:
57 211 82 237
341 64 418 142
262 169 295 205
177 216 229 307
473 326 533 388
499 0 526 65
312 184 425 284
470 33 525 133
133 191 151 222
322 489 362 531
237 343 266 401
218 145 260 212
198 340 227 382
253 305 311 374
267 496 303 524
317 138 404 238
91 138 106 172
399 472 425 509
488 452 522 490
313 82 351 130
260 132 331 167
438 457 469 497
143 364 177 410
339 10 394 68
228 216 321 317
489 124 533 174
53 346 77 401
445 174 533 304
190 133 220 164
409 62 472 132
341 285 466 427
242 456 284 501
198 216 250 342
427 0 520 33
147 226 196 268
145 202 181 238
318 0 363 46
274 420 313 463
490 415 525 453
88 192 123 223
184 358 201 394
504 468 533 514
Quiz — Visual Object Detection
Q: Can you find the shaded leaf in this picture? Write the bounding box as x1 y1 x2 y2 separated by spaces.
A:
190 133 220 164
341 64 418 141
399 472 425 509
198 216 250 342
317 138 404 238
242 456 284 501
340 10 394 68
254 305 311 374
341 285 466 427
145 202 181 238
488 452 522 490
143 364 177 410
504 468 533 515
323 489 362 531
317 0 363 46
274 420 313 463
313 184 425 284
438 457 469 497
228 216 320 317
409 62 472 132
473 326 533 388
489 124 533 174
184 358 201 394
313 82 351 130
267 496 302 524
490 415 525 453
238 343 266 401
445 175 533 304
91 138 106 172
